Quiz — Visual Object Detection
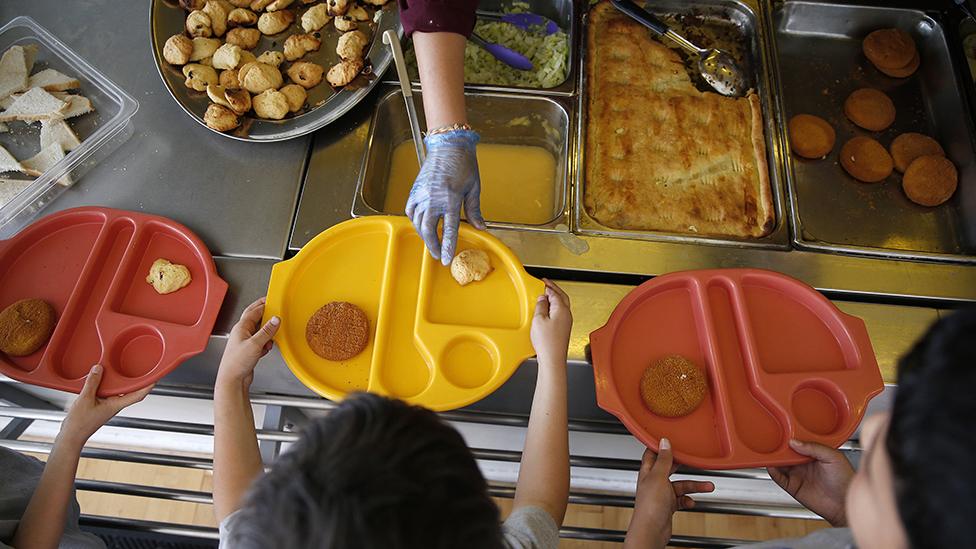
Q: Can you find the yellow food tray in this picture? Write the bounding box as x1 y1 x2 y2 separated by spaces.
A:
265 216 543 411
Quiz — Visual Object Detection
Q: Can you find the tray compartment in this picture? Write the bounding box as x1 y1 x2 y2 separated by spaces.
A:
368 227 433 400
439 335 498 390
773 2 976 262
50 217 136 380
791 380 849 438
0 210 106 373
106 325 165 379
273 221 391 395
108 220 211 327
703 279 786 455
354 88 572 232
574 0 790 249
608 278 732 461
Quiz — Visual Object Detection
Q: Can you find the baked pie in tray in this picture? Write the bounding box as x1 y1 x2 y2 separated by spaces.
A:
584 2 774 238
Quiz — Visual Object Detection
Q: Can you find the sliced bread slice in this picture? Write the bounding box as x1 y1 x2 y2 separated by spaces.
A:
0 87 67 122
40 119 81 152
0 46 30 100
21 142 72 186
27 68 80 91
50 93 92 119
0 177 32 208
22 45 38 74
0 122 7 133
0 94 16 110
0 144 24 174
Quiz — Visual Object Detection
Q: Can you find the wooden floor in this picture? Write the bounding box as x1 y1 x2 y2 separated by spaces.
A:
34 455 828 548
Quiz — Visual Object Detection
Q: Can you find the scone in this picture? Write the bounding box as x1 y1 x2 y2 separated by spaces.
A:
639 355 707 418
450 249 493 286
306 301 369 361
146 258 192 294
0 298 57 357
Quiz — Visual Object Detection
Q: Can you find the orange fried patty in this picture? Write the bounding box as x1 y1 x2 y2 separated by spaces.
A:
305 301 369 362
640 355 708 418
0 298 57 357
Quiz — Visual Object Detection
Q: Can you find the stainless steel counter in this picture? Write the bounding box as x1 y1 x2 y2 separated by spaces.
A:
0 0 310 259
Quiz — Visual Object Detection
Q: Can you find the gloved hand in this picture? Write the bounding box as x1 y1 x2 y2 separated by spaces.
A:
405 129 486 266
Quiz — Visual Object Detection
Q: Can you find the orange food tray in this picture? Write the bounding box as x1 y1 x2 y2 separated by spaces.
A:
265 217 543 411
0 207 227 396
590 269 883 470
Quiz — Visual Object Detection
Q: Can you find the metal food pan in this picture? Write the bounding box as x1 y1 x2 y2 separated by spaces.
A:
150 0 400 142
352 87 573 232
383 0 578 96
573 0 790 250
773 2 976 263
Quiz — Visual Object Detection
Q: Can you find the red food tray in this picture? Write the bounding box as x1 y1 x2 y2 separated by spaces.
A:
590 268 883 470
0 207 227 396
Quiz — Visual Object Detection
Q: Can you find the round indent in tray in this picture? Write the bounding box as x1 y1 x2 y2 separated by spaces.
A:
108 326 164 379
441 337 496 389
792 382 848 437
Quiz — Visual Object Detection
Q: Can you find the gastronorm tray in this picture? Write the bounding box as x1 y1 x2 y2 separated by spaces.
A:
574 0 790 250
0 207 227 396
589 268 883 470
773 2 976 263
265 216 543 411
385 0 579 97
149 0 400 142
0 16 139 238
352 87 573 233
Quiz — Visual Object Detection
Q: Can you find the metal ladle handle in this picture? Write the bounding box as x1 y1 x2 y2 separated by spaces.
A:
383 30 426 165
609 0 705 56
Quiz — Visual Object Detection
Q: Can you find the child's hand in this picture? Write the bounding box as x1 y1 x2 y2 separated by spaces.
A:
217 297 279 388
767 439 853 527
625 440 715 549
530 279 572 366
59 365 153 449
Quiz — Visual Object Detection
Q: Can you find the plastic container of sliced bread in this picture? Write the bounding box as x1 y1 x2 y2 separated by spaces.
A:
0 16 138 238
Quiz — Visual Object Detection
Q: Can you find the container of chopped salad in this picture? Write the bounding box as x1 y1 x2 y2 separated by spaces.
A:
396 0 577 95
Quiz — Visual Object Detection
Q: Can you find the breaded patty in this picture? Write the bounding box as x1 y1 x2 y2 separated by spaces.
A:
639 355 707 418
840 136 893 183
306 301 369 361
0 298 57 357
789 114 836 159
890 133 944 173
903 155 958 207
844 88 896 132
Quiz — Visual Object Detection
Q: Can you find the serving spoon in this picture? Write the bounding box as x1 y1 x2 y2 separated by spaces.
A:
610 0 747 97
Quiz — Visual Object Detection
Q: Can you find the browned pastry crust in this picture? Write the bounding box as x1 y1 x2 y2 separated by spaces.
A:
844 88 895 132
902 155 958 207
305 301 369 361
890 132 944 173
789 114 836 159
584 3 774 238
639 355 707 418
840 136 893 183
0 299 57 357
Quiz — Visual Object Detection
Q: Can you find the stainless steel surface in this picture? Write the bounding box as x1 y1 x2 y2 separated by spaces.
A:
391 0 578 96
352 87 573 231
773 2 976 263
149 0 401 142
383 30 425 164
611 0 748 97
0 0 310 259
575 0 791 249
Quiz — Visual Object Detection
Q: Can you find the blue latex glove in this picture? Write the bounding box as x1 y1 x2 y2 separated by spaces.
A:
405 129 487 266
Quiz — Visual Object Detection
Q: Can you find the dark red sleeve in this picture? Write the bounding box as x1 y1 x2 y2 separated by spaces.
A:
398 0 479 37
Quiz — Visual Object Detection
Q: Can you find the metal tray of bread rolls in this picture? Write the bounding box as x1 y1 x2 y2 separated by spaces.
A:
772 2 976 263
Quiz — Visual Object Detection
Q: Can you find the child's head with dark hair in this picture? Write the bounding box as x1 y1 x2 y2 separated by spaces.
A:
228 392 503 549
846 308 976 549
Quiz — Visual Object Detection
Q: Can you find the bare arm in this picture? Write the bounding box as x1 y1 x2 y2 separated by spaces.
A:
213 298 279 522
413 32 468 129
13 365 151 549
514 280 572 525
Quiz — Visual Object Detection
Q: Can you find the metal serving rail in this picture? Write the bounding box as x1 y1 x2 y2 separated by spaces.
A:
0 382 842 547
